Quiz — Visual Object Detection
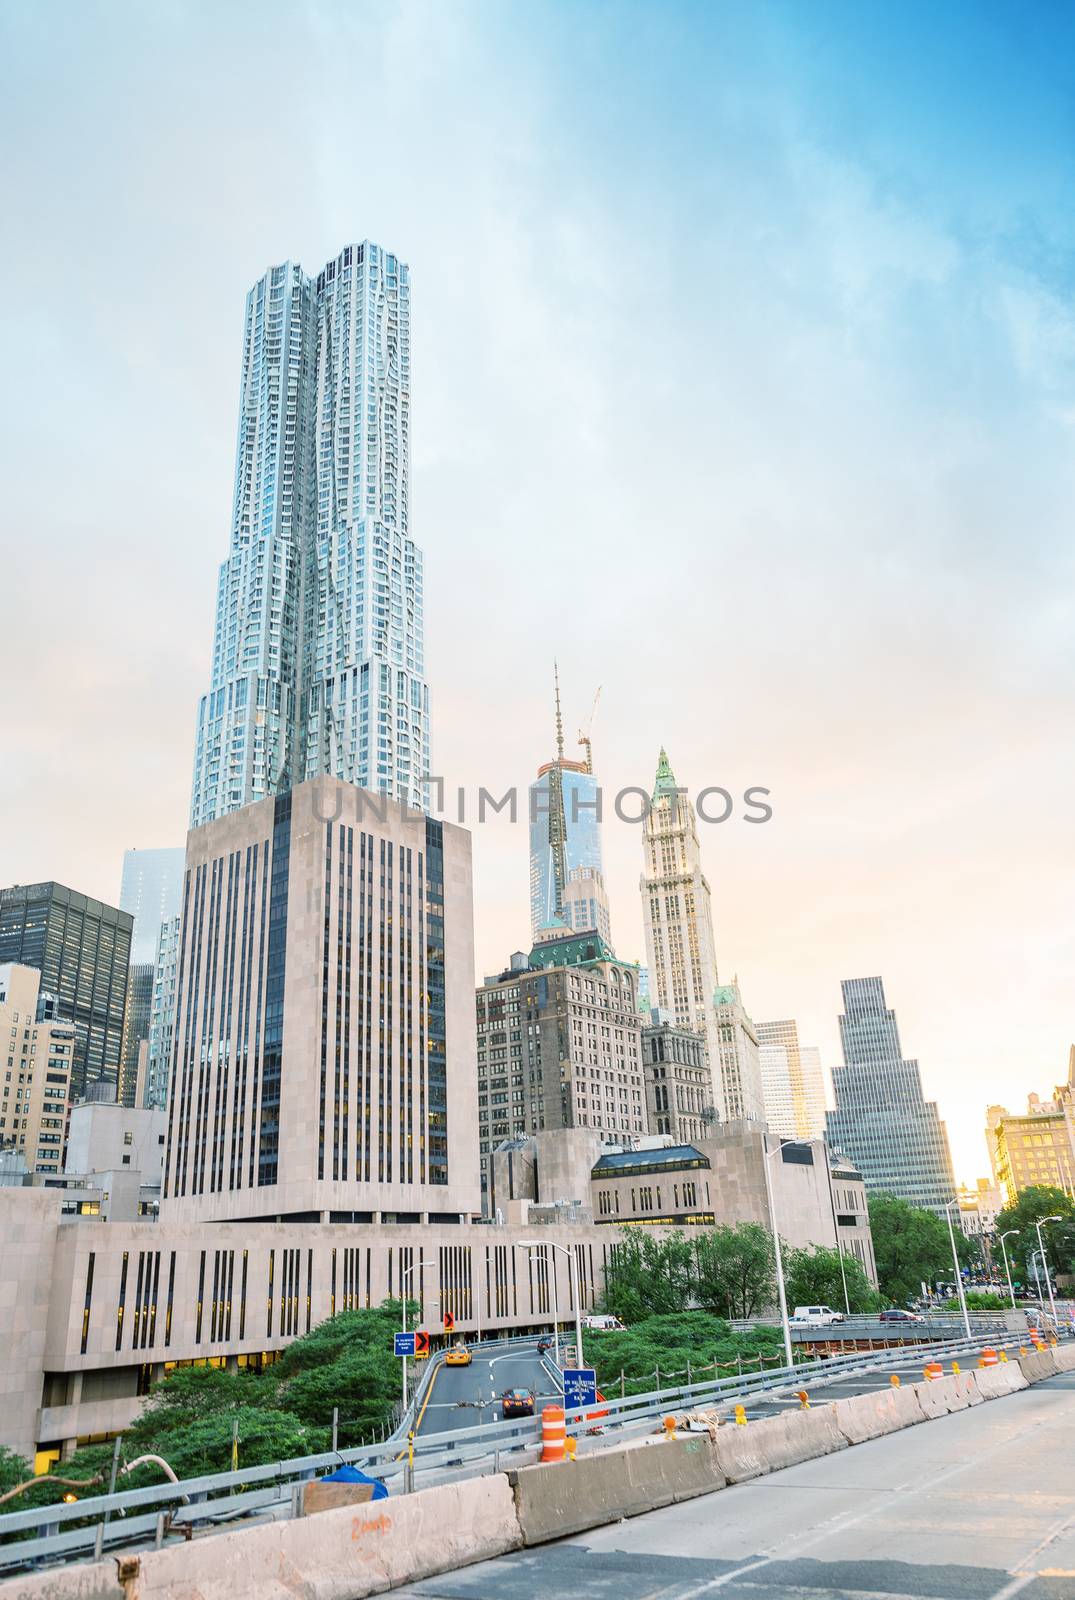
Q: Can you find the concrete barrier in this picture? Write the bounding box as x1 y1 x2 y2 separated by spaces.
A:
711 1416 780 1483
1019 1349 1059 1384
1 1565 124 1600
510 1433 724 1544
950 1370 984 1408
103 1474 520 1600
1051 1344 1075 1373
913 1373 964 1419
834 1383 924 1444
973 1363 1028 1401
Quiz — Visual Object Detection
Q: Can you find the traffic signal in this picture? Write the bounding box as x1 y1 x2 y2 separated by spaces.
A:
443 1311 455 1333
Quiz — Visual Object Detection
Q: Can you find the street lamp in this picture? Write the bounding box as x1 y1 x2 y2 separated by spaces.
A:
520 1240 582 1369
1034 1215 1064 1329
760 1136 804 1371
943 1201 971 1338
400 1258 434 1412
998 1229 1019 1310
524 1249 560 1367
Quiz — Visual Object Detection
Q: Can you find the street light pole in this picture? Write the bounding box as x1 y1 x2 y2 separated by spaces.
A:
400 1258 434 1413
524 1247 560 1367
944 1201 971 1338
521 1240 582 1367
998 1229 1018 1311
761 1137 795 1370
1035 1215 1063 1329
822 1140 851 1315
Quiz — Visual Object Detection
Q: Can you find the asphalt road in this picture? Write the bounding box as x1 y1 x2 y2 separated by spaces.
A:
412 1342 561 1437
397 1370 1075 1600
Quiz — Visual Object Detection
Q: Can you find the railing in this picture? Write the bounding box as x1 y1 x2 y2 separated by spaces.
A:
1 1327 1045 1575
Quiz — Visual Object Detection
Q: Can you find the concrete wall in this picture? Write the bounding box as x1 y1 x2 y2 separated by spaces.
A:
0 1189 59 1463
65 1105 167 1181
0 1187 620 1460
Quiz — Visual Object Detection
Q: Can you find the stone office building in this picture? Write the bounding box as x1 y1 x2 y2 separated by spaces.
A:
475 931 646 1212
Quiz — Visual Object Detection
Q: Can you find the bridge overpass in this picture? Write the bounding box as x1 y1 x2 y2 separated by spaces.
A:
397 1365 1075 1600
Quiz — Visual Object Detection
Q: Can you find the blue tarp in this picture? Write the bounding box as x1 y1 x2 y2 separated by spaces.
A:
321 1463 389 1499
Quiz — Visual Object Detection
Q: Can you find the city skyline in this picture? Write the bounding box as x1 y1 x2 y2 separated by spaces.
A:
4 2 1075 1184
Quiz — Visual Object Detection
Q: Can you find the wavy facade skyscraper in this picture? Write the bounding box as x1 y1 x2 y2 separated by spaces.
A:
190 243 428 827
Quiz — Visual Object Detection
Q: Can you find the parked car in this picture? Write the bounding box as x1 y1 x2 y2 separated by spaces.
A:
500 1388 535 1418
790 1305 845 1326
878 1308 925 1323
445 1343 472 1366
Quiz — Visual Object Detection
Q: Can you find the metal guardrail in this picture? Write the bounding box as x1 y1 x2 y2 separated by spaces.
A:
3 1326 1053 1574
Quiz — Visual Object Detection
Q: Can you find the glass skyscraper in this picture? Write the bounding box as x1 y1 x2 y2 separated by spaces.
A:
119 847 185 965
0 883 132 1099
826 975 956 1215
190 242 428 827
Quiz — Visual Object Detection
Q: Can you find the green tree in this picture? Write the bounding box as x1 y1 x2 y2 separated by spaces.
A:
585 1311 787 1393
995 1186 1075 1281
601 1232 696 1322
867 1194 963 1305
693 1223 775 1319
784 1245 881 1314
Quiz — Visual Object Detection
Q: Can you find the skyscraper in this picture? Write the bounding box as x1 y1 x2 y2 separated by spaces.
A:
161 776 478 1224
145 914 180 1112
190 243 428 829
0 883 132 1100
528 669 605 941
640 750 764 1122
826 976 956 1215
119 848 185 965
757 1018 828 1140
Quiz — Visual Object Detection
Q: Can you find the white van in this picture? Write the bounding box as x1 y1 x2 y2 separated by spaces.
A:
790 1305 844 1326
581 1314 626 1331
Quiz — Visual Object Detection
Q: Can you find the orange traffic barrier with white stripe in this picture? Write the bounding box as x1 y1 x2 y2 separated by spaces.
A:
923 1360 943 1381
541 1404 566 1463
978 1347 998 1368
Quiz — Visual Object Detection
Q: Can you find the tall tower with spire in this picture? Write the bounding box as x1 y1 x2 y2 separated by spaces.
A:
640 749 764 1122
528 667 610 944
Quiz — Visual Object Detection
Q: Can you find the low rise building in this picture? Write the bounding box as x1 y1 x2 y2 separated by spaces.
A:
492 1123 877 1283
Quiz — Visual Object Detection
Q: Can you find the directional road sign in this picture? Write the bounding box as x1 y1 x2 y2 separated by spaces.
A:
394 1331 416 1358
563 1367 597 1409
443 1312 455 1333
414 1329 431 1359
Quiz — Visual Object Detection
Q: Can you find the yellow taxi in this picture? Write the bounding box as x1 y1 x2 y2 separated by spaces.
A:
445 1343 472 1366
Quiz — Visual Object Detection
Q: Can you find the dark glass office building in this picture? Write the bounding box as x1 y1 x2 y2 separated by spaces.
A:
0 883 133 1099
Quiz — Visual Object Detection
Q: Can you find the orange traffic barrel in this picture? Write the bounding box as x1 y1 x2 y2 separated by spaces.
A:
586 1388 609 1422
541 1404 566 1463
923 1360 943 1381
979 1347 998 1368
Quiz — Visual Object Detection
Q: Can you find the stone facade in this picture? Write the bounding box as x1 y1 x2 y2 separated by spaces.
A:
162 778 479 1225
0 964 76 1175
0 1187 613 1462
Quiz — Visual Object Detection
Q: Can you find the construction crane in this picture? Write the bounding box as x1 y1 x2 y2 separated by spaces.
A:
577 685 602 774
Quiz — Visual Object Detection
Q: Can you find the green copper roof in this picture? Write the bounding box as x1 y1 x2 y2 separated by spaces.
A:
528 930 632 971
652 746 678 801
712 984 738 1006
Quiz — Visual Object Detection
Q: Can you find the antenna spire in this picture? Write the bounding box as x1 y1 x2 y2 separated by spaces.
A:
554 660 564 762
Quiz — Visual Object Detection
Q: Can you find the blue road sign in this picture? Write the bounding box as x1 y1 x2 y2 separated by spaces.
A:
563 1366 597 1409
394 1331 417 1357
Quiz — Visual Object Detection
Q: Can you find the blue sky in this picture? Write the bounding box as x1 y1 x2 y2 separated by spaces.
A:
2 0 1075 1180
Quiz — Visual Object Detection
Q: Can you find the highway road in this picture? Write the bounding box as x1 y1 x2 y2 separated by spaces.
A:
412 1341 561 1437
397 1368 1075 1600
